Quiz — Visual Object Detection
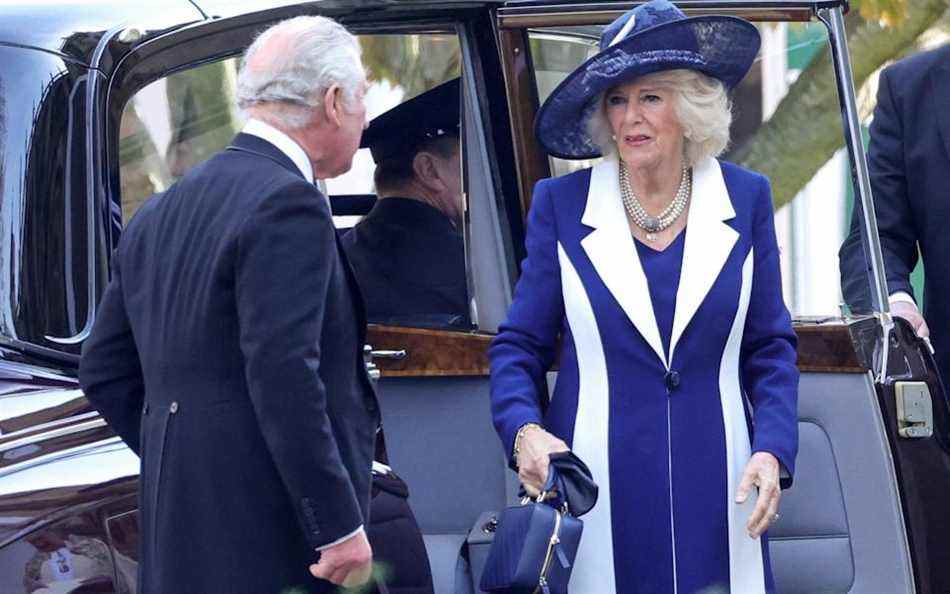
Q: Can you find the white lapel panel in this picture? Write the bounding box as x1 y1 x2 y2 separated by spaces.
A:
719 250 766 593
558 243 617 594
668 158 739 362
580 159 667 367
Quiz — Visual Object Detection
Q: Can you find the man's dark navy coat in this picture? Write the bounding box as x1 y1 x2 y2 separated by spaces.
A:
79 133 380 594
839 44 950 384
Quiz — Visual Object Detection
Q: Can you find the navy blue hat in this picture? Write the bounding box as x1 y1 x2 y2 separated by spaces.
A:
361 77 460 163
535 0 760 160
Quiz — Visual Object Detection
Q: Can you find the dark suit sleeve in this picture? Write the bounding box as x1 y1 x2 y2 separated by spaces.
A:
742 177 800 488
79 251 145 455
235 181 363 550
839 65 918 311
488 179 563 462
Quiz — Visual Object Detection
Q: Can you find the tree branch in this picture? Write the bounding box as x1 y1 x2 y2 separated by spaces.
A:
734 0 948 209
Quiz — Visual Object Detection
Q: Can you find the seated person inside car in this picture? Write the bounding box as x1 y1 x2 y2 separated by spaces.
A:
342 78 471 329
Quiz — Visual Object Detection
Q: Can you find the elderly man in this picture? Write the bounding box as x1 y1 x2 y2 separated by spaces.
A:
79 17 378 594
343 78 470 329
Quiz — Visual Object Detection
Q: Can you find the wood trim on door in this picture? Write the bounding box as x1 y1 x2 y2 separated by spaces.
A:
497 27 551 216
368 321 868 378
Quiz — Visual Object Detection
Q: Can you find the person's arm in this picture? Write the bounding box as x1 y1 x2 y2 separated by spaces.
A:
839 65 918 312
235 181 364 550
736 175 800 538
79 250 145 455
489 179 569 491
741 176 800 486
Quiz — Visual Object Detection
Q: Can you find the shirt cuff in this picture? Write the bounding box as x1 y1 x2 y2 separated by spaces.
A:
314 525 364 552
889 291 917 307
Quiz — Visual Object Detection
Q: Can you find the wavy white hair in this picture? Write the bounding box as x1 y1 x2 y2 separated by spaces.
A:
586 69 732 167
236 16 364 130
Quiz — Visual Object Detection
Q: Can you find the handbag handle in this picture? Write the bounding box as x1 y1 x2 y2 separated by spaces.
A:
520 466 571 513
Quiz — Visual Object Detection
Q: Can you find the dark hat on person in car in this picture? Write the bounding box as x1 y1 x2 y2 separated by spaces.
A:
361 77 460 163
535 0 760 160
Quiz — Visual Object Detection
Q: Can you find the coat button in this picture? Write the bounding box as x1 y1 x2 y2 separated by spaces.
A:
169 401 179 414
665 370 681 392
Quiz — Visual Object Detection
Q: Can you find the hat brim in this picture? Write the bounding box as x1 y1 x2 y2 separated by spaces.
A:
535 15 761 160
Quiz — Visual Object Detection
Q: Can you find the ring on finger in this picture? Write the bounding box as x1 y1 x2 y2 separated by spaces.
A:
771 512 781 522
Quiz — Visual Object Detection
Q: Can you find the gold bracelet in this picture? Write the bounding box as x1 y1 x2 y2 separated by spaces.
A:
513 422 543 464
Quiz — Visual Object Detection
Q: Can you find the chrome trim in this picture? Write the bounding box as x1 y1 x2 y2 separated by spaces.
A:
818 7 891 316
0 436 125 480
371 349 408 360
0 410 100 442
0 417 108 455
818 7 894 382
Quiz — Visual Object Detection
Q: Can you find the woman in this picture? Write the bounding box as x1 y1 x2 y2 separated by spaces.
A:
488 1 799 592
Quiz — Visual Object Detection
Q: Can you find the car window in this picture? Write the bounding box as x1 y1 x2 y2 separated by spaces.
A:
526 22 853 318
117 32 474 331
118 58 241 222
528 31 600 178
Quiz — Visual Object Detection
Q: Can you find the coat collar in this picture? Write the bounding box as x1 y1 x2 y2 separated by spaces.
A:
241 119 314 183
228 132 307 181
580 157 738 367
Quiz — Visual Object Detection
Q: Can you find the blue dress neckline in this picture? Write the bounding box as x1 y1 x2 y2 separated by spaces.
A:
632 228 687 254
634 228 687 359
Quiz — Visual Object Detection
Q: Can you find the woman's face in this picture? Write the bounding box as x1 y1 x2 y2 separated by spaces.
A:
605 76 685 172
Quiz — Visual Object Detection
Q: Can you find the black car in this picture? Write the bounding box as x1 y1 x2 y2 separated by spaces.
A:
0 1 947 593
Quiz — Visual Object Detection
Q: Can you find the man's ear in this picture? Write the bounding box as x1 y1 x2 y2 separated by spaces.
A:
412 151 444 192
323 84 343 127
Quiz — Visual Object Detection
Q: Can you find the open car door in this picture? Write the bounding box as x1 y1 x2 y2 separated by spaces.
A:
489 1 950 593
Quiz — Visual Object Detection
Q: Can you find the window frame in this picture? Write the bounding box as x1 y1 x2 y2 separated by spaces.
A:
96 5 519 367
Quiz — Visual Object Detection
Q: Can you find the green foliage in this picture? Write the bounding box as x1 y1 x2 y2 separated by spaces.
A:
734 0 948 210
360 34 460 98
853 0 909 26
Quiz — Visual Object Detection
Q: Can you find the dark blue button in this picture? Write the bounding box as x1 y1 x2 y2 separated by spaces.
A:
665 370 681 392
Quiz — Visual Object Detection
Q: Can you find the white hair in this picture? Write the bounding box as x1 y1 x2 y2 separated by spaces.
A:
236 16 364 129
586 69 732 167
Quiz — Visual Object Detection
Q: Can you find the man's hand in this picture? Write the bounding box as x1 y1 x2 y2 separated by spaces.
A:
735 451 781 539
517 425 569 497
309 530 373 588
892 300 930 338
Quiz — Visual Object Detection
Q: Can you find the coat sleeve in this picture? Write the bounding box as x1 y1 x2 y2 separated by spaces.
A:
79 251 145 455
235 181 363 550
839 64 917 311
741 177 800 488
489 179 564 462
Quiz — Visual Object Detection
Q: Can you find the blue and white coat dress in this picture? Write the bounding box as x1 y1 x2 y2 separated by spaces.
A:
489 157 799 594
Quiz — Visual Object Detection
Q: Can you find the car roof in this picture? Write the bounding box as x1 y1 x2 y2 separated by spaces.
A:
0 0 507 64
0 0 201 62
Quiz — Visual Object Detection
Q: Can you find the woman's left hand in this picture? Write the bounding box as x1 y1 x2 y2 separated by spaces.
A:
735 451 781 539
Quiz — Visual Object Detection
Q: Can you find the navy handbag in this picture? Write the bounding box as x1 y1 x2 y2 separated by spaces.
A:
479 452 598 594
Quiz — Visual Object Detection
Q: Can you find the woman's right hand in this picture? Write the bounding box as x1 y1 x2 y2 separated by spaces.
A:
516 425 570 497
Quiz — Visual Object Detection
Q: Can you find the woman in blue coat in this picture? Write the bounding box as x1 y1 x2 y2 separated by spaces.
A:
488 1 799 592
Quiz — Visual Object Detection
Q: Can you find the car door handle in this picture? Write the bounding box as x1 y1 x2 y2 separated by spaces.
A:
370 349 407 360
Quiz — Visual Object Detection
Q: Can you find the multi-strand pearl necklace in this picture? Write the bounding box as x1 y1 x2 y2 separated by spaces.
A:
619 161 691 242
